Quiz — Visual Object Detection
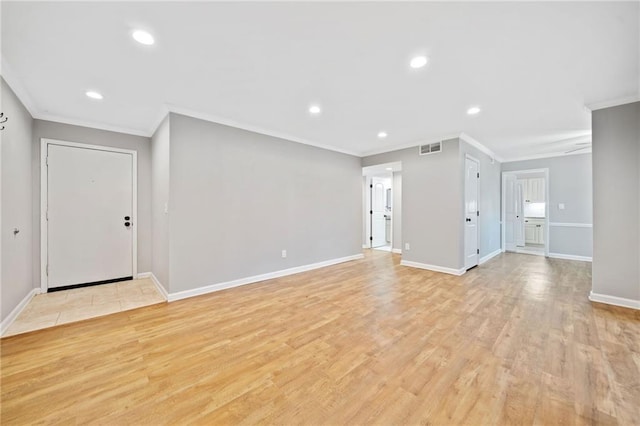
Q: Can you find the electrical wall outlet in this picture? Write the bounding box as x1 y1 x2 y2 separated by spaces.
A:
281 250 287 258
404 243 410 251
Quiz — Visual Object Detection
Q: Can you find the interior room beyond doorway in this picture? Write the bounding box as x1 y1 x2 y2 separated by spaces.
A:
362 162 402 254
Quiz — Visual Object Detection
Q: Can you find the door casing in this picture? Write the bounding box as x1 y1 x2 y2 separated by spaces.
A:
40 138 138 292
501 168 549 257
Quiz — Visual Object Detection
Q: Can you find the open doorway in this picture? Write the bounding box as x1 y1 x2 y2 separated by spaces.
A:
502 169 549 257
362 162 402 253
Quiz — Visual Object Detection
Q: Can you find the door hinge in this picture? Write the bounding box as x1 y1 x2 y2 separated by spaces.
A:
370 184 373 188
370 236 373 241
477 211 479 216
46 264 49 276
477 172 479 178
46 156 49 166
477 249 479 254
370 210 373 215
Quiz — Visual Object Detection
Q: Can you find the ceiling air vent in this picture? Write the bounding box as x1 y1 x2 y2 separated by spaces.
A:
419 141 442 156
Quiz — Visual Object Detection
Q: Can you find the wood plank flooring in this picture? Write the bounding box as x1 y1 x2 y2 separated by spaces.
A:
1 251 639 425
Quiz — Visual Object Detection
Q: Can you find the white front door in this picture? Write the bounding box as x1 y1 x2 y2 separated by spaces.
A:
370 177 386 247
464 157 479 269
46 143 134 289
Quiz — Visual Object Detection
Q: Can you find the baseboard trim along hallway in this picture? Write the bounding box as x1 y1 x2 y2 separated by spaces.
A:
167 254 365 302
0 288 42 336
589 291 640 310
400 260 466 276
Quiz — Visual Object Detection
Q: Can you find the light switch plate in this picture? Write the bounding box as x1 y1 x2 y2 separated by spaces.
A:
558 203 565 210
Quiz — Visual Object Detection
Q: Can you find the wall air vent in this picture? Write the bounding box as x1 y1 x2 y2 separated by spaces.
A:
419 141 442 156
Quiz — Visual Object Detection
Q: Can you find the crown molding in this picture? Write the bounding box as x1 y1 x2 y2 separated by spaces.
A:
459 132 504 163
35 112 150 137
1 56 38 118
501 148 591 163
586 95 640 112
360 133 461 157
164 103 361 157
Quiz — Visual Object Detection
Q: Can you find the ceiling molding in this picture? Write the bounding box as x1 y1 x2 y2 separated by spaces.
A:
1 56 38 118
360 133 461 157
586 94 640 111
459 133 504 163
34 111 151 138
501 148 592 163
164 104 361 157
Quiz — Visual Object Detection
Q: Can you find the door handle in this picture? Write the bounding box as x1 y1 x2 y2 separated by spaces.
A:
466 218 471 222
124 222 131 227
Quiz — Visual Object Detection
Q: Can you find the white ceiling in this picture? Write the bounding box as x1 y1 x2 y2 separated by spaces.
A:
2 1 638 160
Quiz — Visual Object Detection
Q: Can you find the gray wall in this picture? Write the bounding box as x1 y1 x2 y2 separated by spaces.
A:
459 141 502 262
392 172 402 252
592 102 640 302
1 78 34 322
363 139 463 270
502 153 593 258
151 115 170 290
32 120 152 286
168 113 362 293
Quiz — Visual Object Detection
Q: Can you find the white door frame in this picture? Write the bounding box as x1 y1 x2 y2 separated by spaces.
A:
501 168 549 257
464 154 480 269
40 138 138 292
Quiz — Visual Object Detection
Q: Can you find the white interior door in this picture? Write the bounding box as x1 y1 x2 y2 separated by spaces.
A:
47 143 134 289
464 157 479 269
504 174 517 252
515 180 525 247
371 177 386 248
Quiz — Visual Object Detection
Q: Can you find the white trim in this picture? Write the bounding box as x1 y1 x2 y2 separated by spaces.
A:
460 133 503 163
1 288 42 337
40 138 138 292
549 222 593 228
362 244 369 249
501 168 550 258
400 260 466 276
589 292 639 310
586 95 640 112
167 254 364 302
464 154 480 269
1 56 38 117
501 149 591 163
391 248 402 254
165 104 360 157
35 112 149 138
479 248 502 264
137 272 168 301
360 133 460 157
548 253 592 262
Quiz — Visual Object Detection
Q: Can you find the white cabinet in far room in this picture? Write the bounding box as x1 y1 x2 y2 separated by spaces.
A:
524 218 545 244
523 178 545 203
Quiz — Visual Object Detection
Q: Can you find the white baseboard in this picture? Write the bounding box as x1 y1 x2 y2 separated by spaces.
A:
589 291 639 310
391 248 402 254
137 272 168 301
167 254 365 302
362 244 369 249
548 253 592 262
400 260 466 276
1 288 42 336
480 249 502 264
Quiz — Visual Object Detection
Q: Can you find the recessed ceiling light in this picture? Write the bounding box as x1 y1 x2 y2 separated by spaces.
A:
385 167 393 171
132 29 155 45
377 131 388 139
85 91 103 100
410 55 428 69
467 106 481 115
309 105 321 115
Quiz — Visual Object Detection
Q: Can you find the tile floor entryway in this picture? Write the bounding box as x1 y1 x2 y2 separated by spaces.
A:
3 278 166 337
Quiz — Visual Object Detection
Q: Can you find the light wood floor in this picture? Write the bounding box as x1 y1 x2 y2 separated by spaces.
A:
1 251 639 425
